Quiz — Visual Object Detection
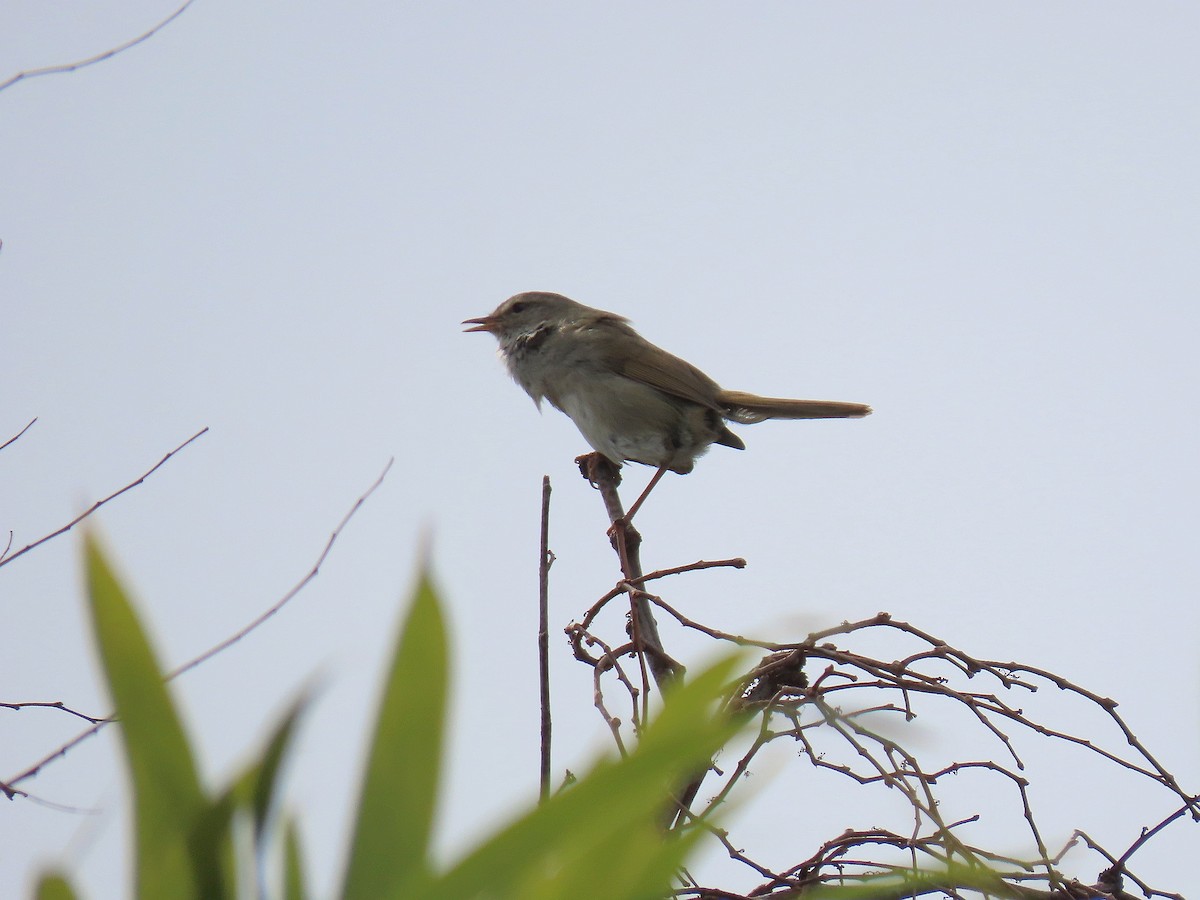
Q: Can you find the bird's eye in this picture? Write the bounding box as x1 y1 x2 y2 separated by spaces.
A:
510 301 527 314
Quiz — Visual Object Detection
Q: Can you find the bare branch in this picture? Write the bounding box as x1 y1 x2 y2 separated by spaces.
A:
1118 797 1200 865
5 458 393 792
538 475 553 804
558 468 1197 898
0 1 200 95
1 701 104 724
167 457 394 680
0 427 209 568
634 558 747 585
0 417 37 452
576 453 682 704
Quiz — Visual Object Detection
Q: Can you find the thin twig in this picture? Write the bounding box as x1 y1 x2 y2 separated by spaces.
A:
587 459 653 727
0 1 200 94
1118 797 1200 866
558 465 1194 897
5 458 393 791
633 558 746 585
587 558 747 615
167 458 394 680
538 475 553 804
0 417 37 452
578 630 639 756
1 701 104 724
0 427 209 568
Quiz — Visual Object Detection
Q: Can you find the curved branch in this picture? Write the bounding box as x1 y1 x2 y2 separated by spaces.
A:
5 457 393 792
0 427 209 568
0 1 200 94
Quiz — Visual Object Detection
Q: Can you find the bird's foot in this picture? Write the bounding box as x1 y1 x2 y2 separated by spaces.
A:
576 452 621 489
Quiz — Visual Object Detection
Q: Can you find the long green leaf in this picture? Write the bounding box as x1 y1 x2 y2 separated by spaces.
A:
341 568 447 899
283 818 307 900
518 809 709 900
804 862 1017 899
84 534 217 897
233 694 308 840
191 694 308 893
33 873 78 900
420 656 746 900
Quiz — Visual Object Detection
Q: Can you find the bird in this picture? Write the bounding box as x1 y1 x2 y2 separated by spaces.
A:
464 291 870 506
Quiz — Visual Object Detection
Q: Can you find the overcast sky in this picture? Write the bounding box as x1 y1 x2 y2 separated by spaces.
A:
3 2 1198 897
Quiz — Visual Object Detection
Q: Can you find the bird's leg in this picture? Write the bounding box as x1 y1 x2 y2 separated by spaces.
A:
620 464 669 527
575 453 663 539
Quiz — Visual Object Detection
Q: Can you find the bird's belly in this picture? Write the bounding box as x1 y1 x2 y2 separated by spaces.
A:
556 382 713 473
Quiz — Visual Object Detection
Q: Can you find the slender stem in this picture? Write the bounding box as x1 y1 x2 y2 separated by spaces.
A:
0 417 37 452
0 427 209 568
538 476 553 803
0 0 200 94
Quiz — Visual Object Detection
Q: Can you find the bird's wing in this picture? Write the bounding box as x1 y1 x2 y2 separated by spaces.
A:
592 321 725 411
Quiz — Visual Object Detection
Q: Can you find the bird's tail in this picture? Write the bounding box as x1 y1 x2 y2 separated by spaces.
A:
718 390 872 424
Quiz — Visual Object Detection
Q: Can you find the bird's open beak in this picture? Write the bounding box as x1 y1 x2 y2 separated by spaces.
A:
462 315 497 333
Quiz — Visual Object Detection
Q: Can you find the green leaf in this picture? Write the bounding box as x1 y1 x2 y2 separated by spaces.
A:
803 862 1016 898
420 655 747 900
341 568 448 899
191 693 308 892
516 811 708 900
283 818 307 900
188 792 238 900
83 533 219 897
33 873 78 900
232 694 308 841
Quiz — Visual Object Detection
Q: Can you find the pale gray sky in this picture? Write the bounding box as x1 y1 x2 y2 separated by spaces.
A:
3 2 1198 896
